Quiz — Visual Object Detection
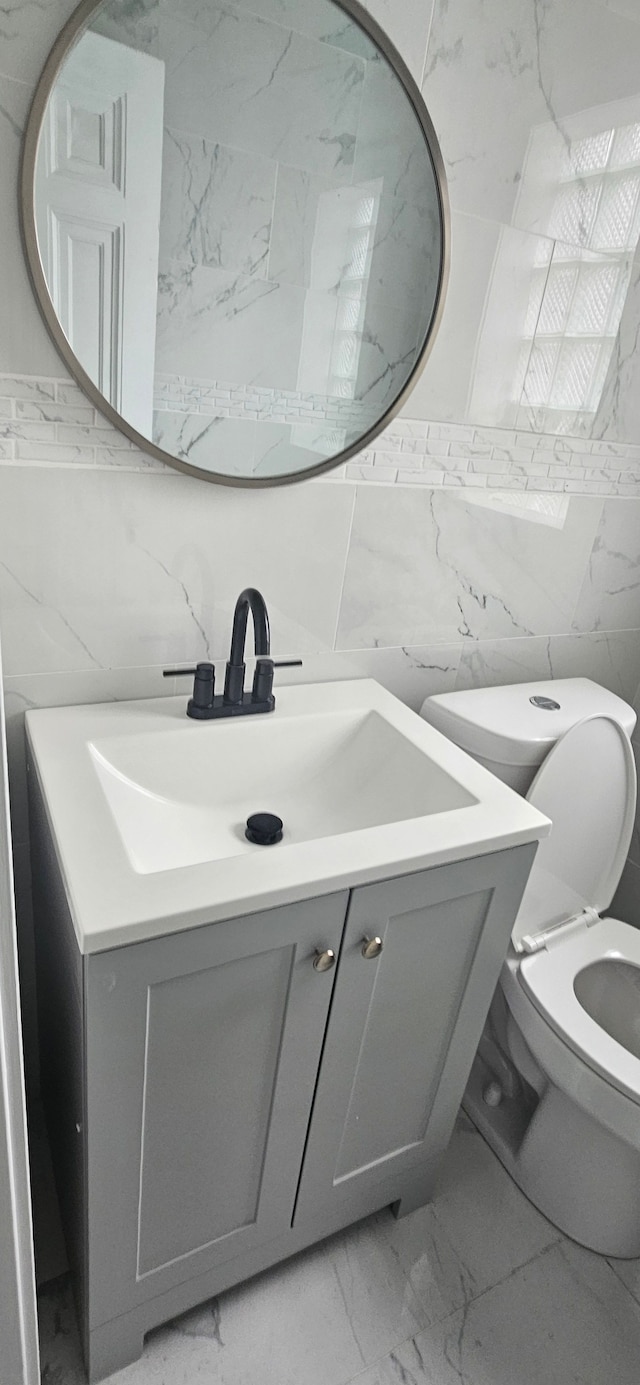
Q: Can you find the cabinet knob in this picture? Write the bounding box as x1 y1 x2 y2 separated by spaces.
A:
361 936 384 960
313 948 336 973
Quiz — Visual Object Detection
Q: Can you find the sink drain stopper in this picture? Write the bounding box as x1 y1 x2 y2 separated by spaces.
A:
245 812 284 846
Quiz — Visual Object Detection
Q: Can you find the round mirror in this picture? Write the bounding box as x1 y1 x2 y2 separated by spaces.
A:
21 0 449 486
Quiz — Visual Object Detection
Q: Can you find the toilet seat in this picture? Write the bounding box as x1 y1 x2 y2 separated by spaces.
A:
504 714 640 1105
510 714 636 952
519 916 640 1105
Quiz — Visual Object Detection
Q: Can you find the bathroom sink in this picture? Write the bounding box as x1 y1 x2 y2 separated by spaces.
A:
89 703 477 874
26 679 549 952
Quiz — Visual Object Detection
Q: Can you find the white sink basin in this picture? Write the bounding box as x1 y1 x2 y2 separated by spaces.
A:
26 679 549 952
89 705 476 875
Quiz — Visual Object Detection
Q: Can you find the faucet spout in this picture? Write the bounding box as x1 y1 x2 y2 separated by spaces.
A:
172 586 301 719
229 587 270 665
224 588 270 703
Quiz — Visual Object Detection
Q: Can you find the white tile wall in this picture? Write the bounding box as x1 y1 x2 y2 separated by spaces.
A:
5 374 640 495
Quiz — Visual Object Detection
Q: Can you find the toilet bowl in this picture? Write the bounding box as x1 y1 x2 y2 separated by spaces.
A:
421 680 640 1257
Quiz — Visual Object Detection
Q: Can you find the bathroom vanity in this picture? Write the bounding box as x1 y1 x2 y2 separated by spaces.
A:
26 680 548 1381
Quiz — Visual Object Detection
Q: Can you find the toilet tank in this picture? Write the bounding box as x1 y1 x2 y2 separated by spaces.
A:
421 678 637 795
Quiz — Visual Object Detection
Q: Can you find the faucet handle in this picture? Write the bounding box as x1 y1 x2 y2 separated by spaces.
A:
252 657 275 704
191 662 216 709
251 658 302 705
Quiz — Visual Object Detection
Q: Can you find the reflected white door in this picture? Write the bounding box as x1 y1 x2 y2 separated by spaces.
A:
36 31 165 436
0 636 39 1385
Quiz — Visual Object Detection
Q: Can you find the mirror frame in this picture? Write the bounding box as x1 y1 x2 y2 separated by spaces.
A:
20 0 450 488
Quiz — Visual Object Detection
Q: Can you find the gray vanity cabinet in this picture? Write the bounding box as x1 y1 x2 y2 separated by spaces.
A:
294 851 531 1223
83 892 348 1326
32 808 536 1381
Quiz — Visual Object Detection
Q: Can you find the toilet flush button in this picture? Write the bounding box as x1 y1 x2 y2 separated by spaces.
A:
529 695 561 711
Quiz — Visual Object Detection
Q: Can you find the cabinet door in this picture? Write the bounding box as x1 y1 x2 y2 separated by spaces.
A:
294 847 535 1223
85 893 347 1325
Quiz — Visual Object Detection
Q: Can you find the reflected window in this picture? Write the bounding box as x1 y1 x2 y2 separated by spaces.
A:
522 123 640 432
329 192 379 399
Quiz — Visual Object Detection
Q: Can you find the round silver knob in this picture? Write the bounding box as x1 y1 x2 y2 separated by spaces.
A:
313 948 336 972
361 936 384 960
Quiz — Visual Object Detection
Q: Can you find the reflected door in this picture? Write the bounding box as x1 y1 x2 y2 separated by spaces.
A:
35 32 165 436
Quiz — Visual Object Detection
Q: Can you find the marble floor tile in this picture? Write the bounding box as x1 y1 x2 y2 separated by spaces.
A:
38 1116 571 1385
36 1213 446 1385
608 1252 640 1307
426 1114 560 1295
351 1239 640 1385
38 1190 484 1385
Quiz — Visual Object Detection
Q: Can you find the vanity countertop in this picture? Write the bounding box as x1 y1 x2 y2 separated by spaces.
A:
26 679 550 954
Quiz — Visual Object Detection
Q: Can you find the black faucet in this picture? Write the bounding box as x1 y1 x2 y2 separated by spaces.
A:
223 587 271 705
164 588 302 720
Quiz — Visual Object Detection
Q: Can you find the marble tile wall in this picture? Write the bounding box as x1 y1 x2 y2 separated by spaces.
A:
3 0 640 1085
147 0 439 427
6 370 640 494
153 374 640 494
415 0 640 448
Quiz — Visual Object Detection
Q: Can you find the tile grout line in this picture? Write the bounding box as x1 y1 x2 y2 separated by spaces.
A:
338 1237 565 1385
419 0 437 91
331 483 358 653
606 1259 640 1313
3 622 640 684
4 374 640 496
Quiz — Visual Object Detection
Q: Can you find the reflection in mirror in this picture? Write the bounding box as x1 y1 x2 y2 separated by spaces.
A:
412 97 640 445
26 0 447 483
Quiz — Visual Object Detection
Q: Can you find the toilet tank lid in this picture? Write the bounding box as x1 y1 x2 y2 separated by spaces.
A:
421 678 636 767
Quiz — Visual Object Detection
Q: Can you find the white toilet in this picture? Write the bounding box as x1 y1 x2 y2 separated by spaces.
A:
421 677 640 1258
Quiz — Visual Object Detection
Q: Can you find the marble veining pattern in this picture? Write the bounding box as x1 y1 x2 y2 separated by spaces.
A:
159 130 276 280
423 0 640 235
37 1114 640 1385
160 3 365 182
155 264 307 392
572 499 640 632
335 483 605 649
4 374 640 494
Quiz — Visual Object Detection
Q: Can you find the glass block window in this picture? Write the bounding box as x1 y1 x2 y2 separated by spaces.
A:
522 122 640 428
